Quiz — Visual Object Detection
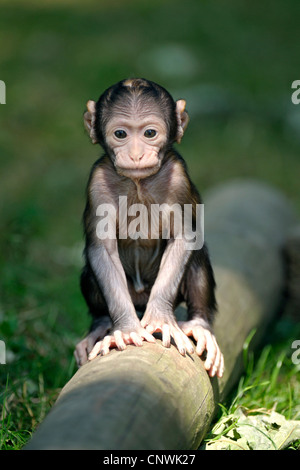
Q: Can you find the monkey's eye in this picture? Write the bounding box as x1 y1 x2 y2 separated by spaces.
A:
114 130 127 139
144 129 157 138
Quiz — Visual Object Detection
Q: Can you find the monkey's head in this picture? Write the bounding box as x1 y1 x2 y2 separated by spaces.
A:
84 78 189 180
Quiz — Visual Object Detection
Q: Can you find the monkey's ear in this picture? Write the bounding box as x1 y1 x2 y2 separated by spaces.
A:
175 99 189 144
83 100 98 144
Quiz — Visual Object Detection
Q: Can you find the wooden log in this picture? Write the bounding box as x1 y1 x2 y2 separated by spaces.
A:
26 180 297 450
205 180 297 399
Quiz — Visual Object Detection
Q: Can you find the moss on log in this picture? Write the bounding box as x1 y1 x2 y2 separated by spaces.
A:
26 180 297 450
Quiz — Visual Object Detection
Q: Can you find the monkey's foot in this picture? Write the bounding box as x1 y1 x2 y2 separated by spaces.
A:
88 325 155 361
178 319 224 378
74 316 112 367
141 314 194 356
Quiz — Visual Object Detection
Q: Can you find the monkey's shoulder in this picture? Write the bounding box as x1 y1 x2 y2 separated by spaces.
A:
87 155 122 203
173 150 203 204
150 150 201 204
88 155 116 179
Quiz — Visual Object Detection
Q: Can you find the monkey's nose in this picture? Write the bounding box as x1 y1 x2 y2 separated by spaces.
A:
130 154 144 163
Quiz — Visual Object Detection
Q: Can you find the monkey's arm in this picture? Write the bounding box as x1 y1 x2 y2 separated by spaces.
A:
87 240 155 359
88 241 136 328
141 237 224 377
141 237 194 355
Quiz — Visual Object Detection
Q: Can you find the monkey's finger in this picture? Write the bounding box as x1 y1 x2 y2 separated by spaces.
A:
174 327 194 354
129 332 143 347
74 341 88 366
213 347 224 378
204 332 218 373
212 353 222 378
122 333 132 345
74 348 83 367
182 335 194 355
144 324 156 334
74 349 79 366
89 334 113 359
178 324 200 354
162 324 171 348
99 335 114 356
114 330 127 350
140 329 156 343
210 342 222 377
88 340 103 360
172 330 187 356
195 330 207 356
87 336 97 353
140 318 149 329
217 353 225 378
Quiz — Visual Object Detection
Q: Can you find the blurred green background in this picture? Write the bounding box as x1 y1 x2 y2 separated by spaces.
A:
0 0 299 448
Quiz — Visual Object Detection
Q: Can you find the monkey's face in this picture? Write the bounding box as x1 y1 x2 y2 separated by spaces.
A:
84 79 189 180
105 110 168 180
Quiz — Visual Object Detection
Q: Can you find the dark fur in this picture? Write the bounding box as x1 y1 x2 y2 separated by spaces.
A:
81 78 216 335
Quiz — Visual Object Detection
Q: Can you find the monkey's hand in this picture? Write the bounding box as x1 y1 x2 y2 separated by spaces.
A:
178 319 224 378
87 323 155 361
141 307 195 357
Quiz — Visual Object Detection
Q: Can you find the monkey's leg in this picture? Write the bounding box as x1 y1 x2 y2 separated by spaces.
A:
75 316 112 367
74 265 112 366
179 248 224 378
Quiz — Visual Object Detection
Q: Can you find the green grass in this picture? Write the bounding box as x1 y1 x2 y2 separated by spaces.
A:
0 0 299 449
232 328 300 420
203 324 300 449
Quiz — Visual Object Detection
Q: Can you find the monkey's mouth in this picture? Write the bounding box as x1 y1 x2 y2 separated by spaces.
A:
116 164 161 180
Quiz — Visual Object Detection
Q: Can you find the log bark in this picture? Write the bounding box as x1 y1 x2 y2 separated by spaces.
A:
26 180 297 450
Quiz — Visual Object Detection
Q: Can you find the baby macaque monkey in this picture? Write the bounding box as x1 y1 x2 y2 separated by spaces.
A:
75 78 224 378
